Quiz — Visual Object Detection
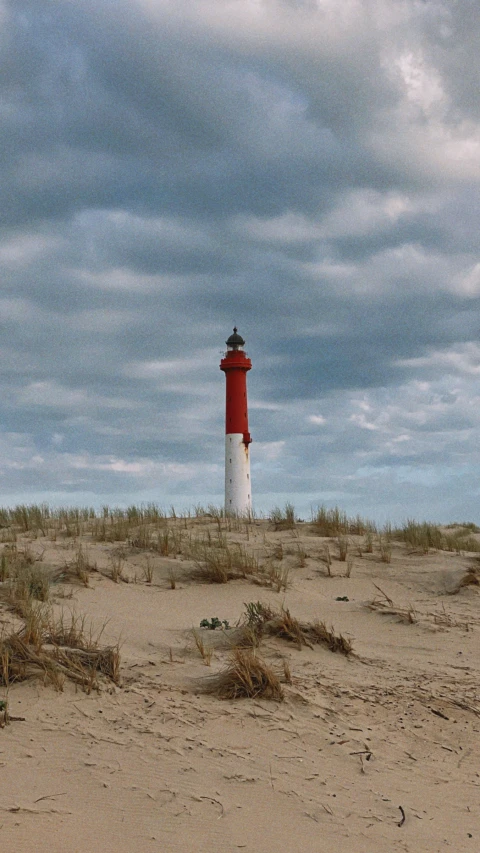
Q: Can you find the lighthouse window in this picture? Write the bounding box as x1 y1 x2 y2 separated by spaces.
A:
247 474 249 479
229 458 231 463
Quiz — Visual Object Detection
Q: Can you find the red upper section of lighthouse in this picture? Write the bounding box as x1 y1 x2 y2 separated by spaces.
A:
220 328 252 442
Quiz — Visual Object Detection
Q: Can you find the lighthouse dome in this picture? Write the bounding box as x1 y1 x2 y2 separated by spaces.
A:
226 327 245 348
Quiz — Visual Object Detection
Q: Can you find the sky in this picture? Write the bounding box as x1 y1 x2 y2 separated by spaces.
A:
1 0 479 523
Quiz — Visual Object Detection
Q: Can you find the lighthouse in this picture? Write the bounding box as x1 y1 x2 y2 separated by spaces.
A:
220 328 252 515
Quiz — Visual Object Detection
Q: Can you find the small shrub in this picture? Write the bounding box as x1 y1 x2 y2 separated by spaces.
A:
199 618 230 630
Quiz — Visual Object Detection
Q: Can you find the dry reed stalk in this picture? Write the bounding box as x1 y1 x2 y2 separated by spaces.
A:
324 544 332 576
282 658 292 684
366 591 417 624
192 629 213 665
428 605 470 630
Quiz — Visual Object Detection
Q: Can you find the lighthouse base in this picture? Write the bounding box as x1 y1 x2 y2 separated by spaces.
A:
225 434 252 515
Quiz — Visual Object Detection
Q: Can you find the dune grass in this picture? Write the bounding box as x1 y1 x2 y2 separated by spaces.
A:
199 647 284 700
270 503 296 531
242 601 353 655
392 520 480 554
0 607 120 692
312 506 376 537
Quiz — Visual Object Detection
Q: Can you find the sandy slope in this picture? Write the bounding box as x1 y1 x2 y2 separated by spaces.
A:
1 518 479 852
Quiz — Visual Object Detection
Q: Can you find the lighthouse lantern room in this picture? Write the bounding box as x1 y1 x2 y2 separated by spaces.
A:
220 328 252 515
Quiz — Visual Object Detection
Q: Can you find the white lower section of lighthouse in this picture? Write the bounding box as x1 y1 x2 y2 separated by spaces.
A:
225 434 252 515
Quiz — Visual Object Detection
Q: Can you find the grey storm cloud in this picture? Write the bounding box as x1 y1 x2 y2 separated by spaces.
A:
0 0 479 521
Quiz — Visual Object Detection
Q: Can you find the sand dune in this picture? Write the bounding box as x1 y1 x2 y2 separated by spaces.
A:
0 513 479 852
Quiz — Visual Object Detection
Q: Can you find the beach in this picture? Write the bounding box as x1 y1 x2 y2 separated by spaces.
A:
1 511 479 852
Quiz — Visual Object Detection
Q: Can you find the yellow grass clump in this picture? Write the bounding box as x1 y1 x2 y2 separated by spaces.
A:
0 608 120 692
242 601 353 655
199 647 284 700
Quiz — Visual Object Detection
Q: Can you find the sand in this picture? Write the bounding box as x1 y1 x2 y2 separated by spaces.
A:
0 515 479 852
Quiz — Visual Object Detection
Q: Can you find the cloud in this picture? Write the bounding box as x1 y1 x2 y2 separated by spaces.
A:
0 0 479 522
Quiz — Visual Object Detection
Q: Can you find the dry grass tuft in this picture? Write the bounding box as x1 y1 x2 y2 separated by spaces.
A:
364 531 374 553
393 520 480 555
270 503 296 531
62 545 96 586
142 557 154 584
295 544 308 568
189 536 256 583
303 620 354 654
199 647 284 700
312 506 376 537
0 609 120 692
242 601 353 655
251 561 290 592
264 609 306 649
447 567 479 594
378 536 392 564
108 554 127 583
337 536 349 562
188 535 288 589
